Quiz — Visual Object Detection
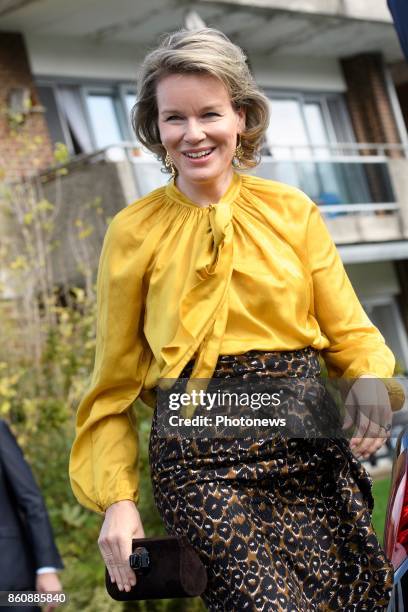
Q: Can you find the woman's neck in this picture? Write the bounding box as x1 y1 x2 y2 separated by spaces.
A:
175 169 235 207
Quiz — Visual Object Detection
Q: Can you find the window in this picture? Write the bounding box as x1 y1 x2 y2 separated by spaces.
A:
262 92 374 206
86 93 123 149
264 92 355 156
36 81 138 155
265 99 309 159
37 86 67 148
125 93 136 117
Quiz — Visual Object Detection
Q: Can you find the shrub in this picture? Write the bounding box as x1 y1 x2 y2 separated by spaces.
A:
0 158 205 611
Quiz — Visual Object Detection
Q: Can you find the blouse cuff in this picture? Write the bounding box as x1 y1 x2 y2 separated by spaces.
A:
100 482 140 514
348 371 405 412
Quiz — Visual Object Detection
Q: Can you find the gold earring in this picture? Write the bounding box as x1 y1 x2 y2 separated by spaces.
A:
233 135 244 168
164 151 176 178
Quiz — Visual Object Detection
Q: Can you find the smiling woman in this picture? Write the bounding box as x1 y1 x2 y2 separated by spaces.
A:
69 27 399 611
156 73 245 205
132 29 269 178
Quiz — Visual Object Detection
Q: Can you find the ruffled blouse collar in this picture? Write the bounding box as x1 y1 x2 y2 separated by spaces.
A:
159 172 241 383
165 171 242 210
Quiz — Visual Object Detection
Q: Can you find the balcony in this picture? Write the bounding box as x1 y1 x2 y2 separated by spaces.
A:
118 141 408 245
3 141 408 289
253 143 408 245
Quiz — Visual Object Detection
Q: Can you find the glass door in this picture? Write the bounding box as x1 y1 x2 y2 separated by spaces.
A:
261 93 370 208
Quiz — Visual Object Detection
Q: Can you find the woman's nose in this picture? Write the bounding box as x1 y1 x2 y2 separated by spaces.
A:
184 119 205 142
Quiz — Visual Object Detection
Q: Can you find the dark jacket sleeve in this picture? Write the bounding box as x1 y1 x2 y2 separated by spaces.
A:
388 0 408 60
0 421 64 570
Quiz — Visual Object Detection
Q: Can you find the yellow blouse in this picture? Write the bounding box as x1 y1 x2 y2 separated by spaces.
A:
69 172 396 514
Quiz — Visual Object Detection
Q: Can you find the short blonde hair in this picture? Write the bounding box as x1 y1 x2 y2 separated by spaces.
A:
131 28 270 171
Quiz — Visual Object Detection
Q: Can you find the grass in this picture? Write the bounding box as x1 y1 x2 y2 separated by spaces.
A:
372 477 391 543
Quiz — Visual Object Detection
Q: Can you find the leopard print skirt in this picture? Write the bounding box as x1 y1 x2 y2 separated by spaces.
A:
148 348 393 611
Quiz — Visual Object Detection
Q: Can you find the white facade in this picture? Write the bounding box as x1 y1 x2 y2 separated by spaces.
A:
27 34 346 92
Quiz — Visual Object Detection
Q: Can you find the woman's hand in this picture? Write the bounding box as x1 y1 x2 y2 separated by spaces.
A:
98 499 145 592
343 374 392 460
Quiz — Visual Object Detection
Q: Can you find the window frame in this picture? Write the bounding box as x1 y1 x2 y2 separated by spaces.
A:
35 77 137 153
263 89 356 152
37 79 355 158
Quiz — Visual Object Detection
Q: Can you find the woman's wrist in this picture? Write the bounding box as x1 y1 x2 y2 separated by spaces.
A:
105 499 137 514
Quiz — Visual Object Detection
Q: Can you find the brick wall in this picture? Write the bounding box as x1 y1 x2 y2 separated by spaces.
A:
341 52 403 203
0 32 53 181
341 52 402 155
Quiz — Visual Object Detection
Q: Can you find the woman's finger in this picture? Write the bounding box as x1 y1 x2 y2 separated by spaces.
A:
356 405 381 459
118 537 137 590
112 538 131 591
367 436 387 460
360 385 393 458
378 402 393 442
99 541 115 583
99 538 122 587
350 408 370 451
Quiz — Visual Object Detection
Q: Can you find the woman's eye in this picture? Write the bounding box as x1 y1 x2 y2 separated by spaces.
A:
204 112 220 117
166 115 181 121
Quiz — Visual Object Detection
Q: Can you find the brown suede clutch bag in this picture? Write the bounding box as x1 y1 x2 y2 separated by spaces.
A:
105 535 208 601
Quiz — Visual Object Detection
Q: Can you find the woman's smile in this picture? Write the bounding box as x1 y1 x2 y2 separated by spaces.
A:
182 147 215 161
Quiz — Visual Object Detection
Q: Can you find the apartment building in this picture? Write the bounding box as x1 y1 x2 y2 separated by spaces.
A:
1 0 408 370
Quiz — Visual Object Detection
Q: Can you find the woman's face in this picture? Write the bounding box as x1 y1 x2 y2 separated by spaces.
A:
156 73 245 190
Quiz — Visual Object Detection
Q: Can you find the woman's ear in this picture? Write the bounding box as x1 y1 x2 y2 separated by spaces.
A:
236 106 246 132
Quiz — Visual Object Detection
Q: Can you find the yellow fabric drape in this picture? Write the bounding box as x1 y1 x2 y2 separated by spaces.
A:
69 172 398 514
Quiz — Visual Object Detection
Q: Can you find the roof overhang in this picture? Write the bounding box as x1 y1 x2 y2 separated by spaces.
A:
0 0 404 62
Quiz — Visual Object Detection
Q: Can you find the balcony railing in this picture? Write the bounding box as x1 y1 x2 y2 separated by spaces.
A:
259 142 407 211
36 141 408 245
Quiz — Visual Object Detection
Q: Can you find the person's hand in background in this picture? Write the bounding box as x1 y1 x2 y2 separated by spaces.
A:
35 571 62 611
98 499 145 592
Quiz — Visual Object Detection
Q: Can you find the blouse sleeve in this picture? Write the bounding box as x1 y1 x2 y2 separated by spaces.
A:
305 198 396 379
69 214 151 514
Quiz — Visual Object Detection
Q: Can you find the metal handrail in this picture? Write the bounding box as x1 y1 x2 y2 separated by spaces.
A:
8 142 403 219
26 140 407 180
265 142 408 157
320 203 398 214
259 154 390 163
